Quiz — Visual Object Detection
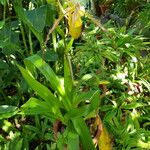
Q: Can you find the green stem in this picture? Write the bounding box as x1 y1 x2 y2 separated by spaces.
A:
52 31 59 73
3 0 6 23
29 29 33 55
65 54 74 82
52 31 57 52
20 22 28 55
40 42 46 61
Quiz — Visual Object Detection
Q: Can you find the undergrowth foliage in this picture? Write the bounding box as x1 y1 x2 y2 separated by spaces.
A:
0 0 150 150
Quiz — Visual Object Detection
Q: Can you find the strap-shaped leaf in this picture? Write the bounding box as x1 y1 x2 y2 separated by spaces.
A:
25 54 64 95
104 109 117 122
73 90 96 107
65 91 100 119
122 102 146 109
68 132 80 150
0 105 18 119
72 118 96 150
17 65 62 116
65 105 90 119
64 54 73 100
24 54 71 110
20 97 62 120
64 38 76 106
89 90 100 110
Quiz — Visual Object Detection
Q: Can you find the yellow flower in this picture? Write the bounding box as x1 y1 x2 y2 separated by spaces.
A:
67 3 84 39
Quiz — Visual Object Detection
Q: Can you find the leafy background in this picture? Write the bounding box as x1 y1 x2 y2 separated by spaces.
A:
0 0 150 149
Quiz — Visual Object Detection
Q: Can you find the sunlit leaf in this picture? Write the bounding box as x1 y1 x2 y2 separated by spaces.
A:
24 54 65 97
20 97 61 119
0 105 18 119
122 102 146 109
68 132 80 150
72 118 96 150
17 65 63 120
65 91 100 119
64 54 73 99
24 54 71 110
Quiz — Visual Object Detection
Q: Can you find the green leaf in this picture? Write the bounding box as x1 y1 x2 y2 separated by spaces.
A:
56 26 65 38
68 132 80 150
15 138 23 150
13 1 43 43
65 91 100 119
138 78 150 92
104 122 122 139
45 4 56 26
17 65 63 117
72 118 96 150
24 125 40 134
37 50 58 62
100 105 114 111
73 90 96 106
17 65 58 104
24 54 71 110
65 105 90 119
104 109 117 122
0 60 9 69
2 42 21 55
0 20 4 29
25 6 47 32
65 38 74 53
24 54 65 96
102 50 119 62
20 97 61 119
57 133 66 149
0 105 18 119
122 102 146 109
64 54 73 100
89 90 100 110
0 135 5 142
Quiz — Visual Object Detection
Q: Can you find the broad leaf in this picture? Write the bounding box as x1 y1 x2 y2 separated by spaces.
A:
14 0 43 43
65 91 100 119
64 54 73 101
24 54 65 96
72 118 96 150
17 65 63 119
0 105 18 119
25 6 47 32
20 97 62 120
73 90 96 106
24 54 71 110
68 132 80 150
65 105 90 119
